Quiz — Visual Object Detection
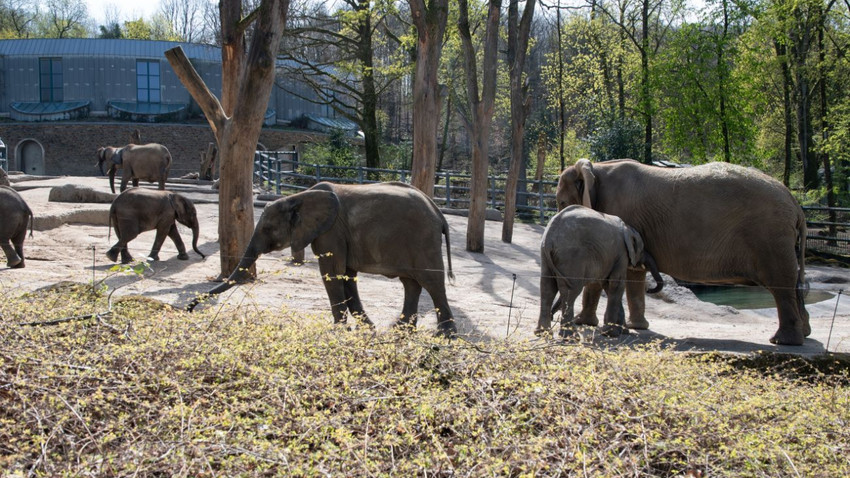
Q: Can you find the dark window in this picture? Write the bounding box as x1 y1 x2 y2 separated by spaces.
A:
137 60 161 103
39 58 63 102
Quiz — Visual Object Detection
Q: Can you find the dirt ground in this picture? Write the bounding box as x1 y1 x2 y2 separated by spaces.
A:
3 175 850 355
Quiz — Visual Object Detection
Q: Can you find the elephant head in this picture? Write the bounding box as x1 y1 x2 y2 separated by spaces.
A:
169 193 205 259
623 225 663 294
188 189 340 309
556 158 596 210
96 147 122 193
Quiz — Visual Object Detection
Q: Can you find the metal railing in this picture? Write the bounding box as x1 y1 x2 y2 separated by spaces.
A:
254 150 560 223
803 206 850 257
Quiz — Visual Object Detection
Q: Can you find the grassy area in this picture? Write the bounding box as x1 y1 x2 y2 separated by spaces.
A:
1 285 849 476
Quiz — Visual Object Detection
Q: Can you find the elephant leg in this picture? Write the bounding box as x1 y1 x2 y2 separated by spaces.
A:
536 263 559 336
290 248 305 264
396 277 422 328
1 240 22 268
120 174 130 192
575 282 601 326
767 286 806 345
624 268 649 329
558 286 581 340
317 253 350 324
343 270 372 326
11 228 26 268
148 226 171 261
166 224 189 260
109 221 138 264
133 178 140 188
601 280 627 338
420 273 456 337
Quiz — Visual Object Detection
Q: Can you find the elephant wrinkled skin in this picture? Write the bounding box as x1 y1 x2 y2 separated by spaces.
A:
96 143 172 194
107 188 205 264
537 205 663 339
556 159 809 345
188 181 457 336
0 186 33 268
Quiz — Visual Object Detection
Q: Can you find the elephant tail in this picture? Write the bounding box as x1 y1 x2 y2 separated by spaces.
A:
442 216 455 285
27 205 34 239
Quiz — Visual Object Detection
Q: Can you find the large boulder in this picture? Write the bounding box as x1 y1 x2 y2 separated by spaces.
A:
48 184 116 203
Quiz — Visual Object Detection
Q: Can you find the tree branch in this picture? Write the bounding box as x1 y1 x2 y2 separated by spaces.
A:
164 46 227 140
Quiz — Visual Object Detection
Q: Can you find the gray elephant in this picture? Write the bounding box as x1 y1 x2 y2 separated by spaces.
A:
556 159 808 345
536 205 663 339
96 143 172 194
187 181 457 336
0 186 33 268
107 188 205 264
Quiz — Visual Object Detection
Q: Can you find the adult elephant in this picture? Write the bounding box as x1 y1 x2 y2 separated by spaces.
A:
107 188 205 264
0 186 33 268
556 159 808 345
187 181 457 336
96 143 172 194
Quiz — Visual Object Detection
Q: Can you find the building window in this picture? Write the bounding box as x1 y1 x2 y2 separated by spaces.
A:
137 60 161 103
39 58 63 102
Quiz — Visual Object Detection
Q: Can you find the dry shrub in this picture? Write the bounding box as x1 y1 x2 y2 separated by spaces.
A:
0 289 848 476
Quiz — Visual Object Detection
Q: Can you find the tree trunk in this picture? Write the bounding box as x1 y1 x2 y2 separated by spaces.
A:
459 0 501 253
775 39 794 186
502 0 537 244
165 0 289 279
640 0 652 165
357 0 381 175
409 0 449 197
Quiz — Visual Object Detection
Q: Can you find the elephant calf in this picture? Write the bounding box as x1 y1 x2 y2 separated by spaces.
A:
537 205 663 339
188 181 457 337
107 188 204 264
0 186 33 269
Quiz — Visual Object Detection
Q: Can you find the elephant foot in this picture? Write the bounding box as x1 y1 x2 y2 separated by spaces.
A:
626 316 650 330
574 312 599 327
105 249 120 263
534 326 552 338
601 324 625 337
435 321 458 339
558 325 578 340
9 260 25 269
177 252 189 260
769 327 805 346
120 256 134 265
6 257 23 268
147 253 160 262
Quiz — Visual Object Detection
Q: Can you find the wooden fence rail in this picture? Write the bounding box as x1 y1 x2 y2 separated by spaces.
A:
254 151 849 257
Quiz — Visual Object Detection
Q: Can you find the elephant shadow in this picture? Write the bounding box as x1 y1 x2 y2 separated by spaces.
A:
92 239 219 289
551 326 831 355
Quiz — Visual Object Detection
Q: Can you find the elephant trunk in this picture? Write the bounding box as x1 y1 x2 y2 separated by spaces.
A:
185 246 259 312
643 253 664 294
191 224 205 259
98 160 105 176
108 166 117 194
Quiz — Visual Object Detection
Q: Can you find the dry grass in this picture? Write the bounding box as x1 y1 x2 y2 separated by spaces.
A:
1 285 849 477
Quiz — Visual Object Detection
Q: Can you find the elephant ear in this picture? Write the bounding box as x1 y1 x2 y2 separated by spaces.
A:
576 159 596 208
169 194 191 222
289 190 340 251
623 225 644 268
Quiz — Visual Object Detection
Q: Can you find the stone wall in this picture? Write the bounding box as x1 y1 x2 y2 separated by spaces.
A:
0 122 325 177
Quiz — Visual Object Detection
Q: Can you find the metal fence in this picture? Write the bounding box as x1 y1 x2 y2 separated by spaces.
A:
254 151 850 257
254 150 560 223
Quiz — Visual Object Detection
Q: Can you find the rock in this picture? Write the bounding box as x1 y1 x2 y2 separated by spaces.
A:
33 209 110 231
48 184 116 203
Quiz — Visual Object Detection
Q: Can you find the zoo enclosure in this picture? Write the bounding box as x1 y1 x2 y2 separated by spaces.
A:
254 150 850 257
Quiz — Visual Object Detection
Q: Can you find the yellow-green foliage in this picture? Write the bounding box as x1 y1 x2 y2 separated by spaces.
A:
1 289 848 476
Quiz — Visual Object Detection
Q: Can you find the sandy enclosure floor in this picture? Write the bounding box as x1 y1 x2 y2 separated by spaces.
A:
3 175 850 355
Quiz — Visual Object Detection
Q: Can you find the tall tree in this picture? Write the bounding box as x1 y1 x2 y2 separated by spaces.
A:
457 0 501 253
408 0 449 197
40 0 88 38
502 0 537 243
160 0 206 42
0 0 38 38
165 0 290 278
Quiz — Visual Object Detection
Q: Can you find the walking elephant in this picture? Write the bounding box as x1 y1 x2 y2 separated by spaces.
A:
187 181 457 336
0 186 33 268
97 143 172 194
556 159 808 345
537 205 663 339
107 188 205 264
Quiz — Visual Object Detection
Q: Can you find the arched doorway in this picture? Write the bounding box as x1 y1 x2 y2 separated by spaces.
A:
18 140 44 175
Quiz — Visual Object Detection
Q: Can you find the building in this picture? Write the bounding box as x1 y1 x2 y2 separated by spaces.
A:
0 38 354 176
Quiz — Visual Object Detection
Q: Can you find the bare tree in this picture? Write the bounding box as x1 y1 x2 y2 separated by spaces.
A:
1 0 39 37
457 0 501 253
408 0 449 197
502 0 537 243
165 0 290 278
160 0 205 42
41 0 88 38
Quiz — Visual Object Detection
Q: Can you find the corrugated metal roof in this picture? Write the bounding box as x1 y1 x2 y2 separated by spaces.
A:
0 39 221 62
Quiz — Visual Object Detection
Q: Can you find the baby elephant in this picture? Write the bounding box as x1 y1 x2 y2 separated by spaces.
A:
0 186 33 268
537 205 663 339
107 188 205 264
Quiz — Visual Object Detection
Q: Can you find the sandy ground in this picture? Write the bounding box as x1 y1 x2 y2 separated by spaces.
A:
3 175 850 356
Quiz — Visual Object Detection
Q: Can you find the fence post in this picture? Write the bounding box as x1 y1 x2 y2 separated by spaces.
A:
358 165 364 184
401 170 407 183
539 179 545 224
315 164 322 184
275 154 281 194
490 176 497 209
445 171 451 208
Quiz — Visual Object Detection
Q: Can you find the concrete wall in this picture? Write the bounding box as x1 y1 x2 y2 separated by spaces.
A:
0 122 325 177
